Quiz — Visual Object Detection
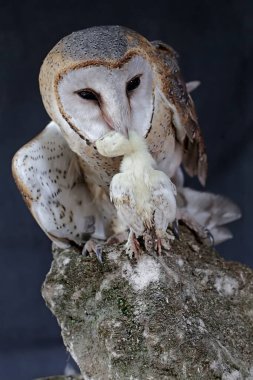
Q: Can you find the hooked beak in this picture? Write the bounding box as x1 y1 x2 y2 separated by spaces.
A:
105 115 129 139
102 107 129 139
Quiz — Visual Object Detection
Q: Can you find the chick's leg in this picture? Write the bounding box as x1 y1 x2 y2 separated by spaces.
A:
126 230 142 259
155 229 175 255
143 229 174 255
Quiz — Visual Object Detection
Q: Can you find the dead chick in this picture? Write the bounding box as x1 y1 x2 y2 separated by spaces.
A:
96 130 177 257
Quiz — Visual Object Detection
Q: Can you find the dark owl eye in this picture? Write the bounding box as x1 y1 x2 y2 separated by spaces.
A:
76 89 98 101
126 75 141 93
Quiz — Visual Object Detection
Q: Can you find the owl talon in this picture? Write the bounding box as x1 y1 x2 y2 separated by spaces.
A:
172 220 180 240
82 239 104 263
204 228 214 247
95 245 103 263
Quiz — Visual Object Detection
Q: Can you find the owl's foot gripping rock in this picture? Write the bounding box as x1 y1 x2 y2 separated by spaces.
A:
82 231 130 263
82 239 104 263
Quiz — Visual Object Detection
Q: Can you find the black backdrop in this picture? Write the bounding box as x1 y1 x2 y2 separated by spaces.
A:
0 0 252 379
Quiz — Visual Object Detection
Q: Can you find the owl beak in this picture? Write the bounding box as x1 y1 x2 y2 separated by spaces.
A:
101 107 129 139
102 111 129 139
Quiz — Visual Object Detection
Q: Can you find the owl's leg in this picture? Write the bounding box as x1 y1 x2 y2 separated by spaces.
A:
125 230 142 259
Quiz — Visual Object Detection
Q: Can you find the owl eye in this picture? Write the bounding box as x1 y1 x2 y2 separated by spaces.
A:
76 89 99 101
126 75 141 93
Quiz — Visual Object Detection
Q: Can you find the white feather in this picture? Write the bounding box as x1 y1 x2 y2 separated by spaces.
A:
12 121 98 247
58 56 154 142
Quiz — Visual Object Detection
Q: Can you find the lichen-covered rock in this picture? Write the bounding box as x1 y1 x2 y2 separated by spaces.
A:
42 227 253 380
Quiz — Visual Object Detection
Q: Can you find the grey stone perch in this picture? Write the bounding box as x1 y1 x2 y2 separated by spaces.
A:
42 227 253 380
35 377 82 380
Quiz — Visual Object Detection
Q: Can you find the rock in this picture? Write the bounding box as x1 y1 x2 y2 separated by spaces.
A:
35 376 83 380
42 227 253 380
35 377 82 380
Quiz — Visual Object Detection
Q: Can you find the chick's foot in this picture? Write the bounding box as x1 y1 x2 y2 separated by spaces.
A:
126 231 142 260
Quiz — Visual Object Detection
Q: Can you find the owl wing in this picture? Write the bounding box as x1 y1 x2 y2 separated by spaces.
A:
12 121 97 248
151 40 207 186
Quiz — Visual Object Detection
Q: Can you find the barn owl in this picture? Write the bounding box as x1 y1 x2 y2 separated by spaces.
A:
12 25 241 252
96 130 177 256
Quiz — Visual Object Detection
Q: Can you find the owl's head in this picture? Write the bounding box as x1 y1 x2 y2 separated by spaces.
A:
39 26 159 148
39 26 206 186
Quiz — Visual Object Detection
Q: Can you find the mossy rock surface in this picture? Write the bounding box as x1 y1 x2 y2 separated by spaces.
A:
42 227 253 380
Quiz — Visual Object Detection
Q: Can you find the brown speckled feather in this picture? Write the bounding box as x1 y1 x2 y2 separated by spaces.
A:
151 41 207 185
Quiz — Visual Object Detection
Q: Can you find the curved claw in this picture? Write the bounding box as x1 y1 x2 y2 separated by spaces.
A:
172 220 180 240
95 245 103 263
204 228 214 247
82 239 104 264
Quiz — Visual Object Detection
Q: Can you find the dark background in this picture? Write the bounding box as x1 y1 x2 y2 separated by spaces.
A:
0 0 252 379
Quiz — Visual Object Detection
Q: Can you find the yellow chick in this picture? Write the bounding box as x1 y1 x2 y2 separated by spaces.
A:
96 131 177 257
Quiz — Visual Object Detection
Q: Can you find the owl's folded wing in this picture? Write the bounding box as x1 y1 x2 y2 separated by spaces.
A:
12 121 96 248
151 40 207 186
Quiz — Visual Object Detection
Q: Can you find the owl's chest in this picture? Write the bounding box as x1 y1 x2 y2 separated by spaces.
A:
78 149 121 190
